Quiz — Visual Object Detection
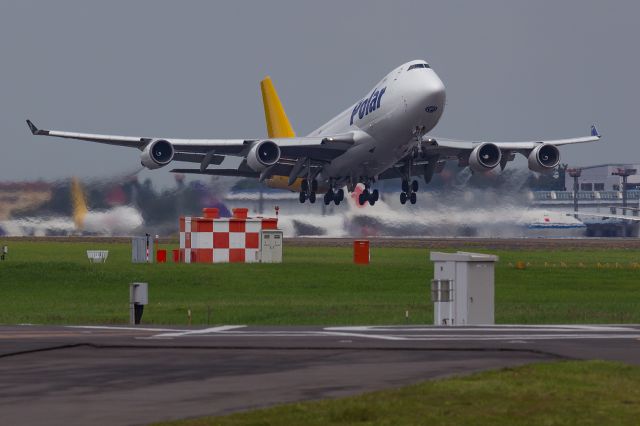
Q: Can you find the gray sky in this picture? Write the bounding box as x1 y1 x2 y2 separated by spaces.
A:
1 0 637 186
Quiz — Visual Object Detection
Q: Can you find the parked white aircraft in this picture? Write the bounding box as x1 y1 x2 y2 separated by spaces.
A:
27 60 601 207
0 178 143 236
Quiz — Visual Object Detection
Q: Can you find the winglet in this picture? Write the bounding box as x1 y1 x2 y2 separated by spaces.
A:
26 119 38 134
591 124 601 138
26 119 48 136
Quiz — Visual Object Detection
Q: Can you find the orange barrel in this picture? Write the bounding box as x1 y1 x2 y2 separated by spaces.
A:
353 240 370 264
203 208 219 219
232 208 249 219
172 249 180 263
157 249 167 263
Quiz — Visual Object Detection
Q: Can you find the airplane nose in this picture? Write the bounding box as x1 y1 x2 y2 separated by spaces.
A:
424 74 446 109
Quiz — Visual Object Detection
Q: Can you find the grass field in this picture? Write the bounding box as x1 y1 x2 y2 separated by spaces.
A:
154 360 640 426
0 240 639 325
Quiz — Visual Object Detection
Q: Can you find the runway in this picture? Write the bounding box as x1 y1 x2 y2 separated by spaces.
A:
2 324 640 425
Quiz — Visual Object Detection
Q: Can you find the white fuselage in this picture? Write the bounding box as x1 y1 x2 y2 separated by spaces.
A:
309 60 446 182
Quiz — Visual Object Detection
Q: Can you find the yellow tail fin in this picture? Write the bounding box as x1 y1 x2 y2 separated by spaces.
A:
260 76 295 138
71 177 88 230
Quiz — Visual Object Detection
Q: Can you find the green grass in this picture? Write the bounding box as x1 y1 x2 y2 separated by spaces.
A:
154 360 640 426
0 241 639 325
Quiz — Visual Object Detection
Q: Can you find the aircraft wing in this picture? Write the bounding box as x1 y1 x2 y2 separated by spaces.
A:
572 212 640 222
27 119 356 173
378 125 601 181
430 125 601 152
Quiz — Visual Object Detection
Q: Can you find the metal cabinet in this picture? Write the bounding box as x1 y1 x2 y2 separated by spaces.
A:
260 230 283 263
430 251 498 325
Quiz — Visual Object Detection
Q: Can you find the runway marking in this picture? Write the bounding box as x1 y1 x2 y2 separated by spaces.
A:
66 325 185 333
152 325 247 338
203 332 640 341
324 325 636 332
143 325 640 342
53 324 640 342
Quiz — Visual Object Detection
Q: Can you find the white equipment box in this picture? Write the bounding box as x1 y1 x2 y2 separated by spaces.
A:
430 251 498 326
260 230 283 263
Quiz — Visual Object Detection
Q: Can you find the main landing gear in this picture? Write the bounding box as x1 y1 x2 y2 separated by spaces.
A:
323 188 345 205
299 179 318 204
357 186 379 206
400 179 418 205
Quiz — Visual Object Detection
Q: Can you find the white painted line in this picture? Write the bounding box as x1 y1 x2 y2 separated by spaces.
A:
153 325 247 338
324 325 637 332
67 325 183 332
158 330 640 341
320 331 405 341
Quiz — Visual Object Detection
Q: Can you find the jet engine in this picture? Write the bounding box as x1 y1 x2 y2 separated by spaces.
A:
246 140 281 171
468 143 501 173
527 144 560 173
140 139 174 169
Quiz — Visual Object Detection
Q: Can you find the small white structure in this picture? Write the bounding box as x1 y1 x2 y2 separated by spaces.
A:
430 251 498 326
86 250 109 263
260 229 283 263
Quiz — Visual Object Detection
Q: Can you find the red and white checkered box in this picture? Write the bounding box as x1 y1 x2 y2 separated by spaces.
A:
179 208 278 263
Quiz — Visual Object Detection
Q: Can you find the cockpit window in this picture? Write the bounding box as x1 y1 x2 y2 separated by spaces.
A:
407 63 430 71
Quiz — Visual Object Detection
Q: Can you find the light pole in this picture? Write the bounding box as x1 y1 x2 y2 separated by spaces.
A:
612 168 637 211
567 168 582 217
612 168 637 237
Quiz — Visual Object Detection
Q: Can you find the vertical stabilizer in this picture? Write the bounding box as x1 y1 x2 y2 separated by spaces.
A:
260 76 295 138
71 177 88 231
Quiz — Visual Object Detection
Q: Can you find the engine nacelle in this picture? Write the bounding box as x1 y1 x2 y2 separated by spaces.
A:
528 144 560 173
468 142 501 173
246 140 281 171
140 139 174 169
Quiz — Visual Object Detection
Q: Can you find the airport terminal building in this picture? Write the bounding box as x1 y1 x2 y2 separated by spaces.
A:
564 163 640 192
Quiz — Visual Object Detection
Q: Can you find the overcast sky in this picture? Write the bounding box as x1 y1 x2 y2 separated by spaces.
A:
1 0 637 186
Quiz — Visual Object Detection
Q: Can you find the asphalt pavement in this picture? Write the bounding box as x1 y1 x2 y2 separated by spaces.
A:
1 324 640 425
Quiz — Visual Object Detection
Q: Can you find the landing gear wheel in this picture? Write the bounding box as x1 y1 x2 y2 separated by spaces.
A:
335 199 341 206
358 192 367 206
411 180 419 193
368 197 376 206
324 191 333 205
299 192 307 203
401 180 409 193
371 189 379 202
301 180 309 193
336 188 344 202
311 180 318 192
410 192 417 204
309 192 316 204
400 192 407 205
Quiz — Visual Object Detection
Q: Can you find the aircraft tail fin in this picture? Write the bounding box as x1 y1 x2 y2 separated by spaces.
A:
260 76 295 138
71 177 88 230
